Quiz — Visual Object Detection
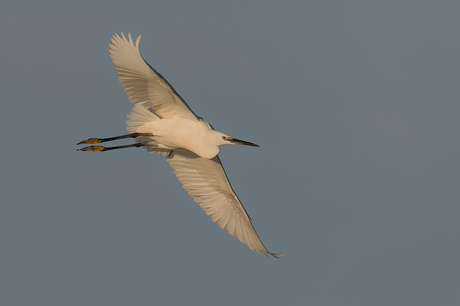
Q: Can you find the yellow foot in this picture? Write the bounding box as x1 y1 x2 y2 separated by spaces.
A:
77 138 102 145
78 145 105 152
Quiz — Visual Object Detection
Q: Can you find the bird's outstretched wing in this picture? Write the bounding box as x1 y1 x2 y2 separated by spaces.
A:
167 149 284 258
109 32 198 121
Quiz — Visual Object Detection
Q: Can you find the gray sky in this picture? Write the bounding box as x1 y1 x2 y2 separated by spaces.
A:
1 1 459 305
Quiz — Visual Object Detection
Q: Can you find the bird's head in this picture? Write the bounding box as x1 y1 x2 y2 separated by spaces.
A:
203 122 259 148
199 130 259 159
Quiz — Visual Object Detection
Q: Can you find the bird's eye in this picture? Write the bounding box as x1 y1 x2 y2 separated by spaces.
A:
222 136 226 140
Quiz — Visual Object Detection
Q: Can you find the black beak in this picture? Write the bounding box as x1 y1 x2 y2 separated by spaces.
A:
230 138 260 147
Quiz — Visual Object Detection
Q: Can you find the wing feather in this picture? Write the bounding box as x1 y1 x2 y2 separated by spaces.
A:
167 149 284 258
109 32 198 121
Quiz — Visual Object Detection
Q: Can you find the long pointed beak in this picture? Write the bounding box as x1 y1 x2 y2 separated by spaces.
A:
230 137 260 147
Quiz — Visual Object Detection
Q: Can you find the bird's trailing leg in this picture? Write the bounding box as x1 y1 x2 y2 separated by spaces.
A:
78 143 147 152
77 132 155 152
77 132 153 145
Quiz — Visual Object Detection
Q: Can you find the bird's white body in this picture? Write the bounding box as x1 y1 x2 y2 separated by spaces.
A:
127 104 224 158
79 32 284 258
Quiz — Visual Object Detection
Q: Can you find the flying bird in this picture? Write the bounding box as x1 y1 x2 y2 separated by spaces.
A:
78 32 284 258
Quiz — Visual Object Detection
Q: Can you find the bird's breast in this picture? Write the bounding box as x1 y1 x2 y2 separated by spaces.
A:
150 118 218 158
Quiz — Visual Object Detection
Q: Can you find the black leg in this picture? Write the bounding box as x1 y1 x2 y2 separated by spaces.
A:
77 132 153 145
77 143 149 152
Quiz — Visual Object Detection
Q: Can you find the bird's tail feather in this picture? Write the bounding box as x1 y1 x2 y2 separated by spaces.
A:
126 104 160 133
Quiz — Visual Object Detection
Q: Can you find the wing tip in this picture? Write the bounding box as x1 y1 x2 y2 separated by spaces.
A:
110 31 141 50
135 34 142 48
269 252 285 259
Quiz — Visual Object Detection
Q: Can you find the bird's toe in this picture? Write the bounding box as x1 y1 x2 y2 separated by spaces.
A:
77 138 102 145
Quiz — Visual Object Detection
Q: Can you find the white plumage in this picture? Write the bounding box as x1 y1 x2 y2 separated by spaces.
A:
167 150 272 256
78 32 284 258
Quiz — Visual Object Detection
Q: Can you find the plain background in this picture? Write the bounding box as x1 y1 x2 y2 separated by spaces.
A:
1 1 459 305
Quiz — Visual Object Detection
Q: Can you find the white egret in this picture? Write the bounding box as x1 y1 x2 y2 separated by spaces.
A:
78 32 284 258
